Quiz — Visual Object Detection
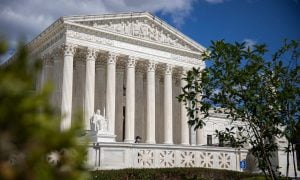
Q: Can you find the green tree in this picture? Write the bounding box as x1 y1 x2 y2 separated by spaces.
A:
178 40 300 180
0 39 89 179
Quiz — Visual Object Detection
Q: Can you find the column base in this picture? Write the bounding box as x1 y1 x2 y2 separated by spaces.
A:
145 140 156 144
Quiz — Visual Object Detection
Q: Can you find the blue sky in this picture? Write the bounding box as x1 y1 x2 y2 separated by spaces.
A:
157 0 300 52
0 0 299 63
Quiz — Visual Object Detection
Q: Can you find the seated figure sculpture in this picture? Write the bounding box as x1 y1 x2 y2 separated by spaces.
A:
92 109 108 133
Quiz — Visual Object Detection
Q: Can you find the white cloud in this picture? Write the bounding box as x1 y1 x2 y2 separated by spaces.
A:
0 0 196 47
243 38 257 50
204 0 224 4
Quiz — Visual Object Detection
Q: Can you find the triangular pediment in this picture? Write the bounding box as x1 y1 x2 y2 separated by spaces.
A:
63 12 205 53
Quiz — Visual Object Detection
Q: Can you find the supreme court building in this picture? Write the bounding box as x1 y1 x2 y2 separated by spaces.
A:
27 12 293 173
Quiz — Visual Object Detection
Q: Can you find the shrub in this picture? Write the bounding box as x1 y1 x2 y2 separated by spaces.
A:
91 167 265 180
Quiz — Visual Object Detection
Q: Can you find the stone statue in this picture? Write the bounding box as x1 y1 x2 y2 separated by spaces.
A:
92 109 108 133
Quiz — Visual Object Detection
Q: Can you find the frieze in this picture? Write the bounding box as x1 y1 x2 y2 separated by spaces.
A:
73 24 201 60
65 26 202 65
27 13 205 68
170 54 201 66
87 18 195 51
67 30 114 46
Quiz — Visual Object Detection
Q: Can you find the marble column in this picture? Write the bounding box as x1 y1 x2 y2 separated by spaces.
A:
106 52 118 136
53 51 62 108
39 58 46 90
190 127 197 145
60 44 76 131
35 57 44 91
196 90 205 145
196 128 205 145
124 56 137 143
146 61 156 144
164 64 173 144
84 48 97 130
40 55 51 89
181 69 189 145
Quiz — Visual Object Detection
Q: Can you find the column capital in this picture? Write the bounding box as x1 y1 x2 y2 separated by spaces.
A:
127 56 137 68
165 64 174 75
63 43 77 56
147 60 157 72
86 48 98 61
108 52 119 64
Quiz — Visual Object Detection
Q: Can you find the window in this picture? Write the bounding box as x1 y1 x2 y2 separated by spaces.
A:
207 135 212 146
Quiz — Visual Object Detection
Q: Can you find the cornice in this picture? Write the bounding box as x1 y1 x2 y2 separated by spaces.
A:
62 12 205 52
65 21 202 58
26 13 205 68
27 19 65 55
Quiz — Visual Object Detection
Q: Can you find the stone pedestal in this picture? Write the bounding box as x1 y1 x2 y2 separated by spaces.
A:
85 130 116 142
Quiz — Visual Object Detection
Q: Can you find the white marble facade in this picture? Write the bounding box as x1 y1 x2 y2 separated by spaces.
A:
30 12 207 144
28 12 295 174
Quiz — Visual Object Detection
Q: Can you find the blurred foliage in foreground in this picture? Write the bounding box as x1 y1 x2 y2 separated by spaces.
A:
0 39 88 179
91 167 269 180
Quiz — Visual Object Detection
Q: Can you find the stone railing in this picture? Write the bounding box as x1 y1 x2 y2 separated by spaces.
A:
86 142 248 171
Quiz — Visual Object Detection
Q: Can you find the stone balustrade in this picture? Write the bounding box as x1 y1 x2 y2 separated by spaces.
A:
87 143 248 171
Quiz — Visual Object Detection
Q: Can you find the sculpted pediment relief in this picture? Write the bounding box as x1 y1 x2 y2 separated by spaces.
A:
72 16 201 52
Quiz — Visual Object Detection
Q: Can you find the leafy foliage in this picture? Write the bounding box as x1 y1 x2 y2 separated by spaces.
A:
178 40 300 179
0 40 89 179
92 167 266 180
